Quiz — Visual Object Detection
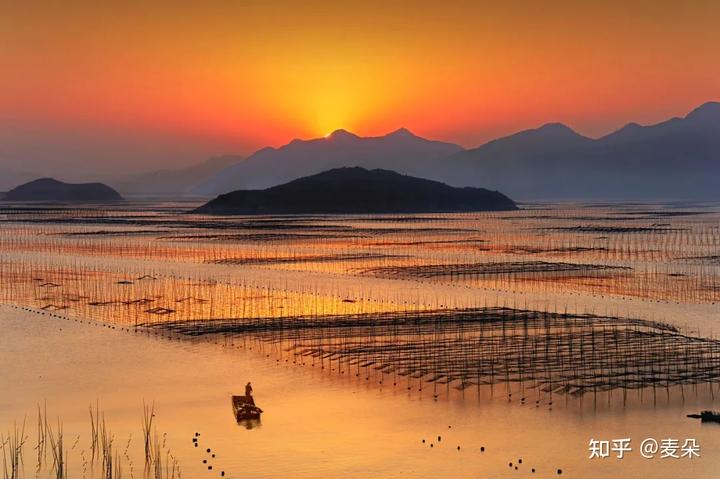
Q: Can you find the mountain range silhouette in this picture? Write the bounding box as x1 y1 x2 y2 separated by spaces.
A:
191 101 720 200
4 102 716 201
190 127 462 196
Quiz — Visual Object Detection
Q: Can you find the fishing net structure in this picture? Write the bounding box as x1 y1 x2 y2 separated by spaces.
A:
144 306 720 400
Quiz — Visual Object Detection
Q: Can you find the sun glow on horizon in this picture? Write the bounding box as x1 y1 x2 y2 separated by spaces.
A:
0 1 718 175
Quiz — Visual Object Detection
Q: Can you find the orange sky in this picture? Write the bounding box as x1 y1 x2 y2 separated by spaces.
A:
0 1 719 177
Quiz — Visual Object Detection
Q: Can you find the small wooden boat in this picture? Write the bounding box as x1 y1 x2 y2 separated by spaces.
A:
232 394 263 421
686 410 720 423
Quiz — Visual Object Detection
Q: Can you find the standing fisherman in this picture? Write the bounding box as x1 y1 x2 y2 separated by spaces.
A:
245 382 253 397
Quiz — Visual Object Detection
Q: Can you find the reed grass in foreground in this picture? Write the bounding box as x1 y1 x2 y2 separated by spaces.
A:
2 404 180 479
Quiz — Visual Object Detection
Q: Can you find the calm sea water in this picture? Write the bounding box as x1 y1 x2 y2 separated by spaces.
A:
2 305 719 478
1 204 719 477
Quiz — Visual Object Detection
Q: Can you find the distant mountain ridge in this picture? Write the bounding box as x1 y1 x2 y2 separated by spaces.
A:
4 178 124 202
191 101 719 200
195 167 517 215
112 155 243 195
191 128 463 196
440 101 720 199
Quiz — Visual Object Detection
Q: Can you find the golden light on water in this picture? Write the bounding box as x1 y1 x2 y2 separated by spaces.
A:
1 2 719 477
1 204 719 478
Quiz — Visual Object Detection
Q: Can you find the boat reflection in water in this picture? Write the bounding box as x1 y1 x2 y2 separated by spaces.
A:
232 394 263 429
238 417 262 430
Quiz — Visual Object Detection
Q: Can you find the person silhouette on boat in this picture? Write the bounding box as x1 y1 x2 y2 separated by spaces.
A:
245 382 253 397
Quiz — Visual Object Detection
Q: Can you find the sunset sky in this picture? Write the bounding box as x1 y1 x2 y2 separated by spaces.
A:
1 1 719 179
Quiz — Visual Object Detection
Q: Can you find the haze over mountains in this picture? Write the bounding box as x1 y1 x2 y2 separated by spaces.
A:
190 128 462 196
3 102 718 201
442 101 720 200
112 155 243 196
191 101 720 201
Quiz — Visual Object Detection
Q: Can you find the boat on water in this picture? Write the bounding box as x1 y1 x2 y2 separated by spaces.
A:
232 394 263 421
686 411 720 423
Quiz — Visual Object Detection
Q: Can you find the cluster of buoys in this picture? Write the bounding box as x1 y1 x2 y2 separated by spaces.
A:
418 426 566 476
193 432 226 477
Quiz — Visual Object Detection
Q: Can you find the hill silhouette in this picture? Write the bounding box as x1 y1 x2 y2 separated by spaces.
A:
193 101 719 200
0 167 38 192
112 155 243 195
4 178 124 202
191 128 462 196
441 101 720 199
195 167 517 215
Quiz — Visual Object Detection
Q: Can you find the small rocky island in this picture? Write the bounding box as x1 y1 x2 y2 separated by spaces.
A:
4 178 124 202
195 167 517 215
